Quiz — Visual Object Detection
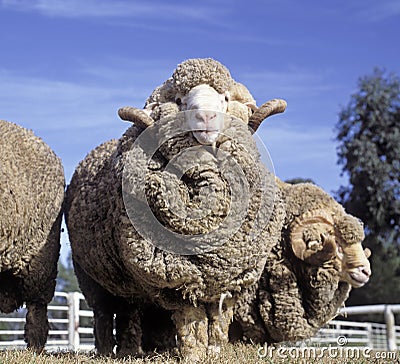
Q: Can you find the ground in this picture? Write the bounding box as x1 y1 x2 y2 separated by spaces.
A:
0 344 397 364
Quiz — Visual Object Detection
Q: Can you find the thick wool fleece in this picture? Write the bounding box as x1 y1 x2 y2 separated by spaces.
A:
0 120 64 350
172 58 233 95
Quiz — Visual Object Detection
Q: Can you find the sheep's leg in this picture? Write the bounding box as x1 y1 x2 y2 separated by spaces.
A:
115 303 144 357
207 299 234 356
93 305 115 355
172 305 208 362
73 261 115 355
24 301 48 352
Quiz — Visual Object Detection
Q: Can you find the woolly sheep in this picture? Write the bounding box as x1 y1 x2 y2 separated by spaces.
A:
65 58 287 361
0 120 64 352
231 180 371 344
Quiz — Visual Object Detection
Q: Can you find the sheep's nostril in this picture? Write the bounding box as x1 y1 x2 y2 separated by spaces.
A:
195 111 216 124
195 111 205 122
360 266 371 278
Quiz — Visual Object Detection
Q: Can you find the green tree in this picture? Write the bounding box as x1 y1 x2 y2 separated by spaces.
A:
56 251 80 292
335 68 400 305
285 177 315 185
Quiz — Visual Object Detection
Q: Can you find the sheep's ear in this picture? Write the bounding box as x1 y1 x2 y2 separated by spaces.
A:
290 209 337 266
364 247 371 259
227 101 253 123
118 106 155 129
248 99 287 132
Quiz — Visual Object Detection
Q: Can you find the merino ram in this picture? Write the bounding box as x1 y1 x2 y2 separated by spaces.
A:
65 58 371 360
0 120 64 352
231 180 371 344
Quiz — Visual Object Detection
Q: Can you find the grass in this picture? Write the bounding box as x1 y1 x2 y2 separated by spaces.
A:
0 344 398 364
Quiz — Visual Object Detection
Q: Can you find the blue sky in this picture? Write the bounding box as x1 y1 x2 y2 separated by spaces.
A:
1 0 399 259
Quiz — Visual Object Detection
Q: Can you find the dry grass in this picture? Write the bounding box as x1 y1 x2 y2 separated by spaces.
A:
0 344 398 364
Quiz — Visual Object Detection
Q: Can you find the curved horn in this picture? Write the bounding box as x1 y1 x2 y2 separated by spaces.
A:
118 106 155 129
248 98 287 132
290 209 337 266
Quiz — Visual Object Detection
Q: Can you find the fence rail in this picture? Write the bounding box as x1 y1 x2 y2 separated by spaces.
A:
1 292 399 352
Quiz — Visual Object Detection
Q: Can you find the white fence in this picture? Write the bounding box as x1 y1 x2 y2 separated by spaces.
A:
0 292 94 351
308 320 400 350
1 291 399 352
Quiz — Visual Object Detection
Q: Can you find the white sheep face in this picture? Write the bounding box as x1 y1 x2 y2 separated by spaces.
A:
176 84 230 145
338 244 371 288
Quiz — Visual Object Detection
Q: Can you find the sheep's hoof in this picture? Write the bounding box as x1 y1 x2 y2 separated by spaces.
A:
116 348 144 358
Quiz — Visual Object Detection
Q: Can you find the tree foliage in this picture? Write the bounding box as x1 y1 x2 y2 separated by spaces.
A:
285 177 315 185
335 68 400 305
56 251 80 293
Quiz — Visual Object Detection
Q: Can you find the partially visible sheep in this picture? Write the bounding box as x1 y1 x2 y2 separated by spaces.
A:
66 58 286 361
0 120 64 351
232 180 371 344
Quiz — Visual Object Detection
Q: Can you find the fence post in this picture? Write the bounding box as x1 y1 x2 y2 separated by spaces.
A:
366 323 373 349
384 305 396 351
67 292 81 351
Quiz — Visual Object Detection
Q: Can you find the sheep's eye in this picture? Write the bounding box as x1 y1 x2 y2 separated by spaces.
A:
225 95 229 102
176 98 182 106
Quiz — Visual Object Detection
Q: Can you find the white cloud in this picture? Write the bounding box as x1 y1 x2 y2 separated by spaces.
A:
1 74 128 130
1 0 239 37
0 60 164 132
0 68 137 186
355 0 400 22
5 0 399 27
1 0 228 24
76 57 172 87
241 66 342 100
323 0 400 23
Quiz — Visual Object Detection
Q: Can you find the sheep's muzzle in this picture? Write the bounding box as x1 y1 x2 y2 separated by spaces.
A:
339 244 371 287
